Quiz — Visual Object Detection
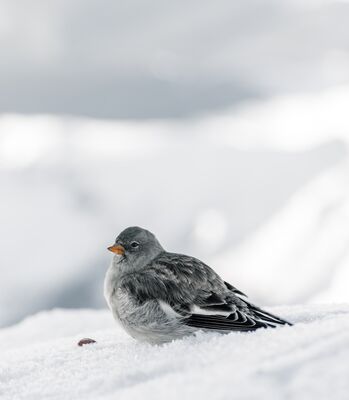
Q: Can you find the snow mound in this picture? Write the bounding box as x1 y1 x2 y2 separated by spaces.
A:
1 306 349 400
0 110 346 327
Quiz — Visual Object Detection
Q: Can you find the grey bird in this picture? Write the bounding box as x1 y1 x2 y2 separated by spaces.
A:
104 226 292 344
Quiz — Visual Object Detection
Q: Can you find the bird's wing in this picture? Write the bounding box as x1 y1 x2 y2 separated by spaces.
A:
120 252 291 331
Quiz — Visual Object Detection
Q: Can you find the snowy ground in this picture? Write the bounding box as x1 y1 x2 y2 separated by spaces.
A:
1 305 349 400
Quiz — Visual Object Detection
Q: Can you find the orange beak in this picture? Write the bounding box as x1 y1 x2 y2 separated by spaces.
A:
107 244 125 255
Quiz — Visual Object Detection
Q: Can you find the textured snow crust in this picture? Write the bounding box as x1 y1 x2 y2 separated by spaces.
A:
1 305 349 400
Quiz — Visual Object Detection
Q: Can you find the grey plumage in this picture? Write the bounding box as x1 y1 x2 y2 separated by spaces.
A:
104 226 292 344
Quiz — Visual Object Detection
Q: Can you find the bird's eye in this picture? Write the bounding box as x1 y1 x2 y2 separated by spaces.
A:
130 241 139 248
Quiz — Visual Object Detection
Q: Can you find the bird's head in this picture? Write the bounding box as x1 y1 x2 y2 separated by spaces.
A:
108 226 164 269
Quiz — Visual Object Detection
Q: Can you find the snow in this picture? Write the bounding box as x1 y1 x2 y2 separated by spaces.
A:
213 85 349 151
213 160 349 305
1 85 349 326
1 306 349 400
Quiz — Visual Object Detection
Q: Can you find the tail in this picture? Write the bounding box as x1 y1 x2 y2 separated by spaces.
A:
247 302 293 327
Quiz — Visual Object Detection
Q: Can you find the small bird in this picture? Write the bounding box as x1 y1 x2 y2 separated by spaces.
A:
104 226 292 344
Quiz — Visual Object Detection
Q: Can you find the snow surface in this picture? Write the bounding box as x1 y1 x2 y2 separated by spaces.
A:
1 306 349 400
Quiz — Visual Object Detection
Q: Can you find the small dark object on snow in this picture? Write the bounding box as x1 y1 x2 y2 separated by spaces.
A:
78 338 96 346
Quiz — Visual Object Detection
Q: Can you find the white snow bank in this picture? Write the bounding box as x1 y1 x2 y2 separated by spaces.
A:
213 160 349 305
1 84 349 327
1 112 344 327
1 306 349 400
209 84 349 151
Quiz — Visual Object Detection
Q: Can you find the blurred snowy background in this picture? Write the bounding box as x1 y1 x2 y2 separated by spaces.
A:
1 0 349 328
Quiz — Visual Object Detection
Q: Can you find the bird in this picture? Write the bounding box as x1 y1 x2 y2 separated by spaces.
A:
104 226 292 344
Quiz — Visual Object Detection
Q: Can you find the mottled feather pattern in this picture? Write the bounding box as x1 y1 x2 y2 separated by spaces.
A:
120 253 229 311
